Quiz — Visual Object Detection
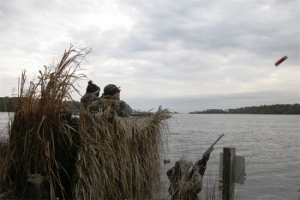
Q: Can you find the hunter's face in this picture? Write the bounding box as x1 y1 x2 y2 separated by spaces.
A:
114 91 120 100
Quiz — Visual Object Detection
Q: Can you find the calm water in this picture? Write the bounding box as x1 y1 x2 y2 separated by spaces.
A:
1 113 299 199
0 112 12 140
161 114 300 200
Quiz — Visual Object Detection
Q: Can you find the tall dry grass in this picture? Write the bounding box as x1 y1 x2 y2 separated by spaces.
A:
0 44 90 199
76 105 171 199
0 142 7 197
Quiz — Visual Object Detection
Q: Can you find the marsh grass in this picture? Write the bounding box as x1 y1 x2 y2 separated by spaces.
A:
0 44 90 199
75 105 171 199
199 174 221 200
0 139 8 190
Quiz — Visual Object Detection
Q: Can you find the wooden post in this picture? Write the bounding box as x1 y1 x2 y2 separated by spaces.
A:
222 147 235 200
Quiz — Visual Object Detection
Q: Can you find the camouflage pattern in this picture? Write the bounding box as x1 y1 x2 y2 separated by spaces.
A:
104 84 120 94
81 93 99 109
89 95 132 117
167 160 205 200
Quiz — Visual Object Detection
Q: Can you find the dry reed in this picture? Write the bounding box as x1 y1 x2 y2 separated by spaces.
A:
75 105 171 199
0 44 90 199
0 143 7 198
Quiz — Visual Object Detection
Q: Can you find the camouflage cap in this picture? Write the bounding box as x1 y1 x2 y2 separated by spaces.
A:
104 84 121 95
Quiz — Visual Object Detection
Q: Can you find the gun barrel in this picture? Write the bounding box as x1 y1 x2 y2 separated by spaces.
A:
211 134 224 147
201 134 224 157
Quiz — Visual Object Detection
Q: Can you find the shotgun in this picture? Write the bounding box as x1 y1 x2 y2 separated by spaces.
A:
185 134 224 180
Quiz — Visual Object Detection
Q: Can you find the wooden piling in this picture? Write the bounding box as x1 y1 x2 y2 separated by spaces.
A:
222 147 235 200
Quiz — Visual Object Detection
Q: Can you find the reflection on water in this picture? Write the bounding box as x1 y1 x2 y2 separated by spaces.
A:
161 114 300 200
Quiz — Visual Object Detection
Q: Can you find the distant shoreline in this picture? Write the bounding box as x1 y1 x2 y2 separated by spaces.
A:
189 104 300 115
188 113 299 115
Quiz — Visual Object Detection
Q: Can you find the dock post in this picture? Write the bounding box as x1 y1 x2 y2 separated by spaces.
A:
222 147 235 200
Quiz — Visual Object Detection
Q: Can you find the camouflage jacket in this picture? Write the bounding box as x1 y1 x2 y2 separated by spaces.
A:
88 95 132 117
80 93 99 109
167 160 204 200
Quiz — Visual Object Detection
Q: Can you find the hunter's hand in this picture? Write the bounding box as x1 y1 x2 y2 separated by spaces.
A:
197 153 210 166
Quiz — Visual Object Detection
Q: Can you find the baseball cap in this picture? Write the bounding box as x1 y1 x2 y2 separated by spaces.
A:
104 84 121 95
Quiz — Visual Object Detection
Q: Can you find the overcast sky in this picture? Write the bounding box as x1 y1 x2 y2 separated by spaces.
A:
0 0 299 113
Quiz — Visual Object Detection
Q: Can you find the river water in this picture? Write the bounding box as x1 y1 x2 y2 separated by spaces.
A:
1 112 299 199
0 112 12 140
161 114 300 200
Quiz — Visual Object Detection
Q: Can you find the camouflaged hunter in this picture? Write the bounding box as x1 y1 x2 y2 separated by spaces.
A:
89 84 132 117
81 81 100 109
167 156 209 200
167 134 222 199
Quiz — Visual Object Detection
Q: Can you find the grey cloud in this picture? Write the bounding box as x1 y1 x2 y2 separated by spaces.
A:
0 0 299 112
116 0 299 65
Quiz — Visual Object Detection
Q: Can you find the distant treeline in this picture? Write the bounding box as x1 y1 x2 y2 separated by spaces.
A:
0 97 142 113
189 104 300 114
0 97 80 112
0 97 18 112
63 101 81 110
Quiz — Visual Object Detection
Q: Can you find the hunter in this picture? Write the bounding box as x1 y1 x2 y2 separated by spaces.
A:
89 84 132 117
81 80 101 109
167 154 210 200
